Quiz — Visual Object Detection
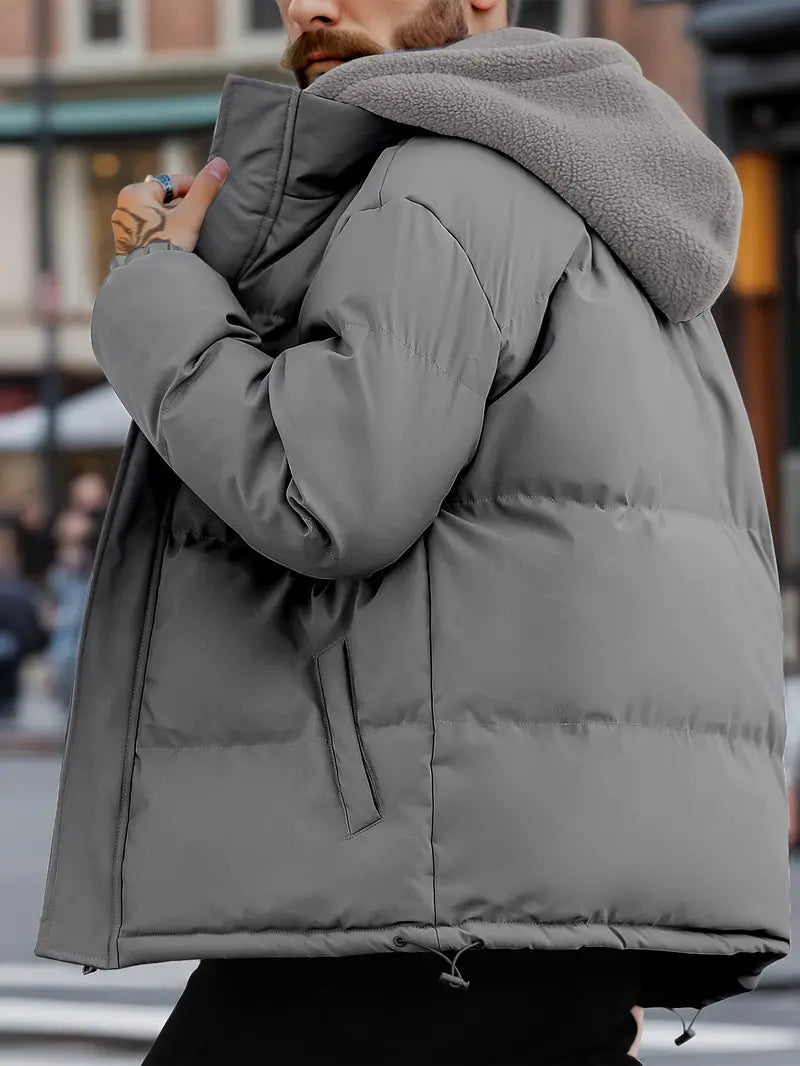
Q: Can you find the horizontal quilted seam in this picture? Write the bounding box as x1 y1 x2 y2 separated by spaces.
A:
135 714 783 757
117 919 790 940
444 490 771 543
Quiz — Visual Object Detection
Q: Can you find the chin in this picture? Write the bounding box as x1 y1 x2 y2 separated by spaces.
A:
304 57 353 86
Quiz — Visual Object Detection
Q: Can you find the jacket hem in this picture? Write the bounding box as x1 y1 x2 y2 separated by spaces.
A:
34 919 788 969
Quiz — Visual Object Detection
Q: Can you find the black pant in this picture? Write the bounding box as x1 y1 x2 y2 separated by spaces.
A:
141 947 642 1065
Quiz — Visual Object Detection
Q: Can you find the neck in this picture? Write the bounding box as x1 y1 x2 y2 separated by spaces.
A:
467 10 509 36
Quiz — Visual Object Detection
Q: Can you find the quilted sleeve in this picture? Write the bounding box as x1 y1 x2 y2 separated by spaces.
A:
89 199 501 579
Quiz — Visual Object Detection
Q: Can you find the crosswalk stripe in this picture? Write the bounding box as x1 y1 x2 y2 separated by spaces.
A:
0 1044 140 1065
641 1020 800 1053
0 960 194 991
0 998 170 1041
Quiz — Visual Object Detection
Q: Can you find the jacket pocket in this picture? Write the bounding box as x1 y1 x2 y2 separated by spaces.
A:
314 637 382 836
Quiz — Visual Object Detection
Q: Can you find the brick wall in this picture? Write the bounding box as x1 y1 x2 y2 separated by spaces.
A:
591 0 704 130
146 0 217 51
0 0 35 59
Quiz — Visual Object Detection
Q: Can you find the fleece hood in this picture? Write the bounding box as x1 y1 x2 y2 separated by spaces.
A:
306 26 743 322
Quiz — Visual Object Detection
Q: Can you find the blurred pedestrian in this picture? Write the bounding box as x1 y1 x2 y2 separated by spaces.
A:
44 509 94 716
13 489 54 587
67 471 109 559
37 2 788 1064
0 513 49 726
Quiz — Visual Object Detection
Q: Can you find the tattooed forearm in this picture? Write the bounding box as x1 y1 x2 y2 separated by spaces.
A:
111 205 173 254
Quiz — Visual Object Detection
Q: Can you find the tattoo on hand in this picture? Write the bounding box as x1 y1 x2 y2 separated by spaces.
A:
111 205 171 254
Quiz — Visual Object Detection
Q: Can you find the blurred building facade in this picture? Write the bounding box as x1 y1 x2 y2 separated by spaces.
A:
684 1 800 596
0 2 586 436
0 0 296 501
0 0 797 593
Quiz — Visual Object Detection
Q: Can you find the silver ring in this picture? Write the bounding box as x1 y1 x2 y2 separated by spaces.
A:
145 173 174 203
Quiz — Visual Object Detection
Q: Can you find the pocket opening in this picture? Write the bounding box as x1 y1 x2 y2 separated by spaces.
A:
314 637 382 837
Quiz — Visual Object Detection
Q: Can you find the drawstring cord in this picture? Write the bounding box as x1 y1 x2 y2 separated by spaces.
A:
83 938 487 985
666 1006 704 1046
392 933 485 988
78 938 708 1040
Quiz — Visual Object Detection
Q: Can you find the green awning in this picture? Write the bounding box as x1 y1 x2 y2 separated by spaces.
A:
0 91 222 142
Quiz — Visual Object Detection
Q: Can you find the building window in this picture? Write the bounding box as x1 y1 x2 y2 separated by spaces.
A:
247 0 282 31
87 136 212 288
220 0 286 59
63 0 142 58
88 0 123 42
87 143 159 290
185 133 215 176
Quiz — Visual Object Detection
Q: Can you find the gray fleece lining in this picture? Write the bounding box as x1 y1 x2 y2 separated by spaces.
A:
307 26 742 323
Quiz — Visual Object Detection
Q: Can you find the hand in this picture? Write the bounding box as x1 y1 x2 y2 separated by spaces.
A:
629 1005 644 1058
110 156 229 256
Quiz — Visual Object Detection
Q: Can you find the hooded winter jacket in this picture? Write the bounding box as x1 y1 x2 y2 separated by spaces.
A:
36 27 790 1010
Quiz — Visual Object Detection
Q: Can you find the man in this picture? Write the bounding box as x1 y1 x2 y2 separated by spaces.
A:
67 471 110 557
36 2 789 1064
44 508 95 716
0 515 49 726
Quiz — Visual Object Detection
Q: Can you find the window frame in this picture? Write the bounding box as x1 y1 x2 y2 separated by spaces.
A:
61 0 143 62
218 0 286 56
84 139 161 291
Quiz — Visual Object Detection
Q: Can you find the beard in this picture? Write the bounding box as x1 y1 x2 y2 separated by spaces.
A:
393 0 469 51
282 0 469 88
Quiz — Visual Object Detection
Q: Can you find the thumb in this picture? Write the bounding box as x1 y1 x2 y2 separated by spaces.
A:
183 156 229 219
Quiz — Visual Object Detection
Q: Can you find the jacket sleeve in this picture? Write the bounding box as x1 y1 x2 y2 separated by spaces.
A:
89 197 501 579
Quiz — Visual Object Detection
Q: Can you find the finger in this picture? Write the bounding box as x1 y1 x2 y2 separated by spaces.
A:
118 172 193 207
142 172 195 202
180 157 229 225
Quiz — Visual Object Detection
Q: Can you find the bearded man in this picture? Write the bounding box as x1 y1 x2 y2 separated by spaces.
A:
36 2 789 1064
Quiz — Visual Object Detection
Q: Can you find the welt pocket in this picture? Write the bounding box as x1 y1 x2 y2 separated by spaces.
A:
314 637 382 837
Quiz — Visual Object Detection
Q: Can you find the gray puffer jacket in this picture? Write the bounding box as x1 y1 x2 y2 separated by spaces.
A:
36 27 789 1010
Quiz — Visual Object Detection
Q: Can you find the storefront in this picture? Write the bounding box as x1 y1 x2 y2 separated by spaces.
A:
687 0 800 582
0 92 222 510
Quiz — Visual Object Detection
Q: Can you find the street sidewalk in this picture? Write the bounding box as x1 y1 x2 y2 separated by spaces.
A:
0 656 64 754
755 854 800 989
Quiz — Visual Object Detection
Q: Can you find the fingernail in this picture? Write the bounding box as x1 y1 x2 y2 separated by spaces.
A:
208 156 228 179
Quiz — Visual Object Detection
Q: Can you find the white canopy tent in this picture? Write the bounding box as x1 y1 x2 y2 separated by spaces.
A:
0 384 131 453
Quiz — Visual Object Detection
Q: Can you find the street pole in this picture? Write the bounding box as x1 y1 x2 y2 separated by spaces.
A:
33 0 63 527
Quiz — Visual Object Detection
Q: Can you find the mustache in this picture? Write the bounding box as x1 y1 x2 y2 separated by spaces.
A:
280 27 385 73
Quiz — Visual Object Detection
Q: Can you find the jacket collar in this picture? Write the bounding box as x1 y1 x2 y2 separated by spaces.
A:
195 76 406 298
